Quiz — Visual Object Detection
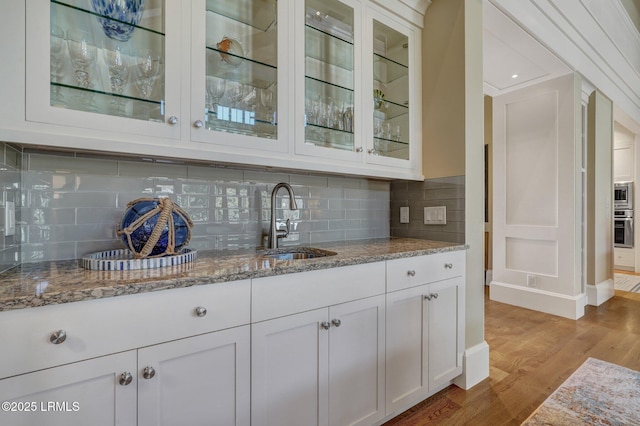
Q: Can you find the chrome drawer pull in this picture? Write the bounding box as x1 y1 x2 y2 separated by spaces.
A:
331 319 341 327
407 270 416 277
195 306 207 317
49 330 67 344
444 263 453 269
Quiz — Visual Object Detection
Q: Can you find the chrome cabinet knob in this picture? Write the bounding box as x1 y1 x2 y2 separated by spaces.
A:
167 116 178 125
331 319 341 327
49 330 67 344
194 120 204 128
195 306 207 317
368 149 378 155
432 293 439 299
355 147 363 152
320 321 331 330
407 270 416 277
143 366 156 380
444 263 453 269
119 372 133 386
424 294 432 301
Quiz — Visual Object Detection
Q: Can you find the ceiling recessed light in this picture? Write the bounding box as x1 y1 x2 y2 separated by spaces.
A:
511 74 519 79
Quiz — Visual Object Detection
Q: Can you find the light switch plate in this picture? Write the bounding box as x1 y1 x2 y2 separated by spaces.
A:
399 206 409 223
5 201 15 237
424 206 446 225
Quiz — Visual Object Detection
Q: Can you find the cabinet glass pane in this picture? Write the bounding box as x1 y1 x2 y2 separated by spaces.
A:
50 0 166 122
372 20 409 160
304 0 354 151
205 0 278 139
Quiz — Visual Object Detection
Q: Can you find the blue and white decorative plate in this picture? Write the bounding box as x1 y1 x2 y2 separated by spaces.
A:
82 248 197 271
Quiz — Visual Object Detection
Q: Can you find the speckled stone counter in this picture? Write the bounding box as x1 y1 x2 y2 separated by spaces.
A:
0 238 466 312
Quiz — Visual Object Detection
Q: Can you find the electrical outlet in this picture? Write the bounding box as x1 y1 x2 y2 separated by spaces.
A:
400 207 409 223
423 206 446 225
526 274 536 288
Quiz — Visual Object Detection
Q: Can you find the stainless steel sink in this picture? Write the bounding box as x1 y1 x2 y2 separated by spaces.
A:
259 247 337 261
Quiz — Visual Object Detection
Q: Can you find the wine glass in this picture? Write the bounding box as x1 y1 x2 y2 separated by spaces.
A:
260 87 276 125
50 25 66 107
134 49 160 100
67 29 98 111
205 76 226 118
134 49 160 120
104 40 129 115
227 81 244 109
67 29 96 89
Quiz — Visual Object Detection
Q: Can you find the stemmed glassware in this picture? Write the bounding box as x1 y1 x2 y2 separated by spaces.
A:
206 75 226 118
227 81 244 111
67 29 98 111
50 25 66 107
104 40 129 115
134 49 160 119
260 87 276 125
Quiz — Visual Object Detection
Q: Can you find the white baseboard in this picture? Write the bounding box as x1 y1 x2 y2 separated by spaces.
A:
490 281 586 319
586 279 614 306
453 341 490 390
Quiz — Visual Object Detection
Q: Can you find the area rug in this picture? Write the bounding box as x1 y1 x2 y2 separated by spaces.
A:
522 358 640 425
614 273 640 293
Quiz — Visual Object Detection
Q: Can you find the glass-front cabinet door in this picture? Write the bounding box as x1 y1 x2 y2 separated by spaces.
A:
370 20 409 160
190 0 289 153
26 0 181 139
365 6 419 170
294 0 362 162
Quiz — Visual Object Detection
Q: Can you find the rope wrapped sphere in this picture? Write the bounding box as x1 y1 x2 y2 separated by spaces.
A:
116 197 193 258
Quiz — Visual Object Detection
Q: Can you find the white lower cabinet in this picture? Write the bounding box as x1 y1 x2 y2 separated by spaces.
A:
138 326 251 426
251 295 386 426
386 277 463 414
0 351 137 426
0 326 250 426
0 251 466 425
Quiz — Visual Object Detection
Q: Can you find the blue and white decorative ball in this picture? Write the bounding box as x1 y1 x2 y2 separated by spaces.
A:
117 198 192 258
91 0 145 42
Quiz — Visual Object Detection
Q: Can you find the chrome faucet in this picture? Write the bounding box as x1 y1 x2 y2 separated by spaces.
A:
268 182 298 249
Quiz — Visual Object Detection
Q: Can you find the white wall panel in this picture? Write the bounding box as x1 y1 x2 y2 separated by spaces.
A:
505 91 558 226
505 237 557 276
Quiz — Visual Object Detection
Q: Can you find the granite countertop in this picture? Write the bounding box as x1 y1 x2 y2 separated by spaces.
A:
0 238 466 312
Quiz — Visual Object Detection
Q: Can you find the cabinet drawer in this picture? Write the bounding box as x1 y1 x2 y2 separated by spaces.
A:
252 263 386 322
0 280 250 379
614 248 635 267
387 251 465 292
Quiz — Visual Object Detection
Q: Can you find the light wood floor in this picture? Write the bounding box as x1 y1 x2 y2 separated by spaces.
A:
384 288 640 426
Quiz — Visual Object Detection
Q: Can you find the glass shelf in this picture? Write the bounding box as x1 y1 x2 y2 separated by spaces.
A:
50 83 164 121
52 0 164 36
305 124 354 151
305 25 354 72
374 98 408 121
373 53 408 84
206 47 277 89
206 0 276 32
206 107 277 139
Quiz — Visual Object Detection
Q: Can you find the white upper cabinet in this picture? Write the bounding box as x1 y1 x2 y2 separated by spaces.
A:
13 0 422 179
26 0 182 140
189 0 290 154
293 0 422 178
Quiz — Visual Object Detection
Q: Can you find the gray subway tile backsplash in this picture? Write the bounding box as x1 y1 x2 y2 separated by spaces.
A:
390 175 465 244
6 145 393 262
0 142 466 266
